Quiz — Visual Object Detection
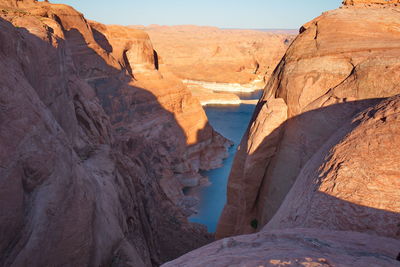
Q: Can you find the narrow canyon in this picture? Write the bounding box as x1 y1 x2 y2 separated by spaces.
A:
0 0 399 267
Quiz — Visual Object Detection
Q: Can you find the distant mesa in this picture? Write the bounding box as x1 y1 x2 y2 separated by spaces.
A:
132 24 295 104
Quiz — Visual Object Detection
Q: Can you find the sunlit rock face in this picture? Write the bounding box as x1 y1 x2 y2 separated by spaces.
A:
343 0 400 5
217 1 400 238
89 21 158 76
0 1 232 266
134 25 294 85
125 25 295 106
0 0 37 8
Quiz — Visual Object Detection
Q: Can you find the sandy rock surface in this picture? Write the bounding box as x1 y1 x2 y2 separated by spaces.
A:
217 2 400 238
163 228 400 267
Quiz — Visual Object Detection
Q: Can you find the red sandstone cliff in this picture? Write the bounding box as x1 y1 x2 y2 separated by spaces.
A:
164 1 400 266
0 0 230 266
82 21 232 201
3 0 231 202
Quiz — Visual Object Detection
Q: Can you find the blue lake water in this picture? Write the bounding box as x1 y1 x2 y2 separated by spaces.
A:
185 90 262 232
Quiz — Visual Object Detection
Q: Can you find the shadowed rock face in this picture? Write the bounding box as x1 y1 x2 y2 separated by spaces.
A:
163 228 400 267
217 1 400 238
5 0 231 201
79 21 232 202
0 0 232 266
266 96 400 237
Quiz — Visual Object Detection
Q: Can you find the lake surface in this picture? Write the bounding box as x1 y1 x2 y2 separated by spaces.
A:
185 90 262 232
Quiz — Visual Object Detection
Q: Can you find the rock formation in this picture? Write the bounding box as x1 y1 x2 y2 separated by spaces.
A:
1 0 37 8
266 95 400 238
83 21 232 196
164 94 400 266
217 0 400 238
343 0 400 6
162 1 400 265
187 83 242 106
163 228 400 266
0 0 230 266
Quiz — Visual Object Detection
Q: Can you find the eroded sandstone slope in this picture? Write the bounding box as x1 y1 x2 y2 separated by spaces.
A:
163 1 400 265
0 0 230 266
217 0 400 238
164 94 400 266
3 0 231 202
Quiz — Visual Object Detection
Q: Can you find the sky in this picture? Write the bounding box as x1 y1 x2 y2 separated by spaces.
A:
49 0 343 29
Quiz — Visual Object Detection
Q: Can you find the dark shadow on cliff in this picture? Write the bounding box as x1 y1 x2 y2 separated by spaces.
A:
267 190 400 241
92 28 113 53
222 96 397 236
1 17 217 266
64 27 220 264
153 50 159 70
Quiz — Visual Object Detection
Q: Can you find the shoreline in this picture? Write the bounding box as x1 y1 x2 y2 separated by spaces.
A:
183 78 264 93
184 79 263 106
200 99 258 106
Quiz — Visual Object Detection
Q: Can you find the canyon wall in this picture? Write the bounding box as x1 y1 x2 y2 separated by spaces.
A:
0 0 229 266
164 1 400 265
164 94 400 266
217 0 400 238
82 21 232 197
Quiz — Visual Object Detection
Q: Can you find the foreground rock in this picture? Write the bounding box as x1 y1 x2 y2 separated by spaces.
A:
217 0 400 238
163 228 400 266
0 0 231 265
266 95 400 238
